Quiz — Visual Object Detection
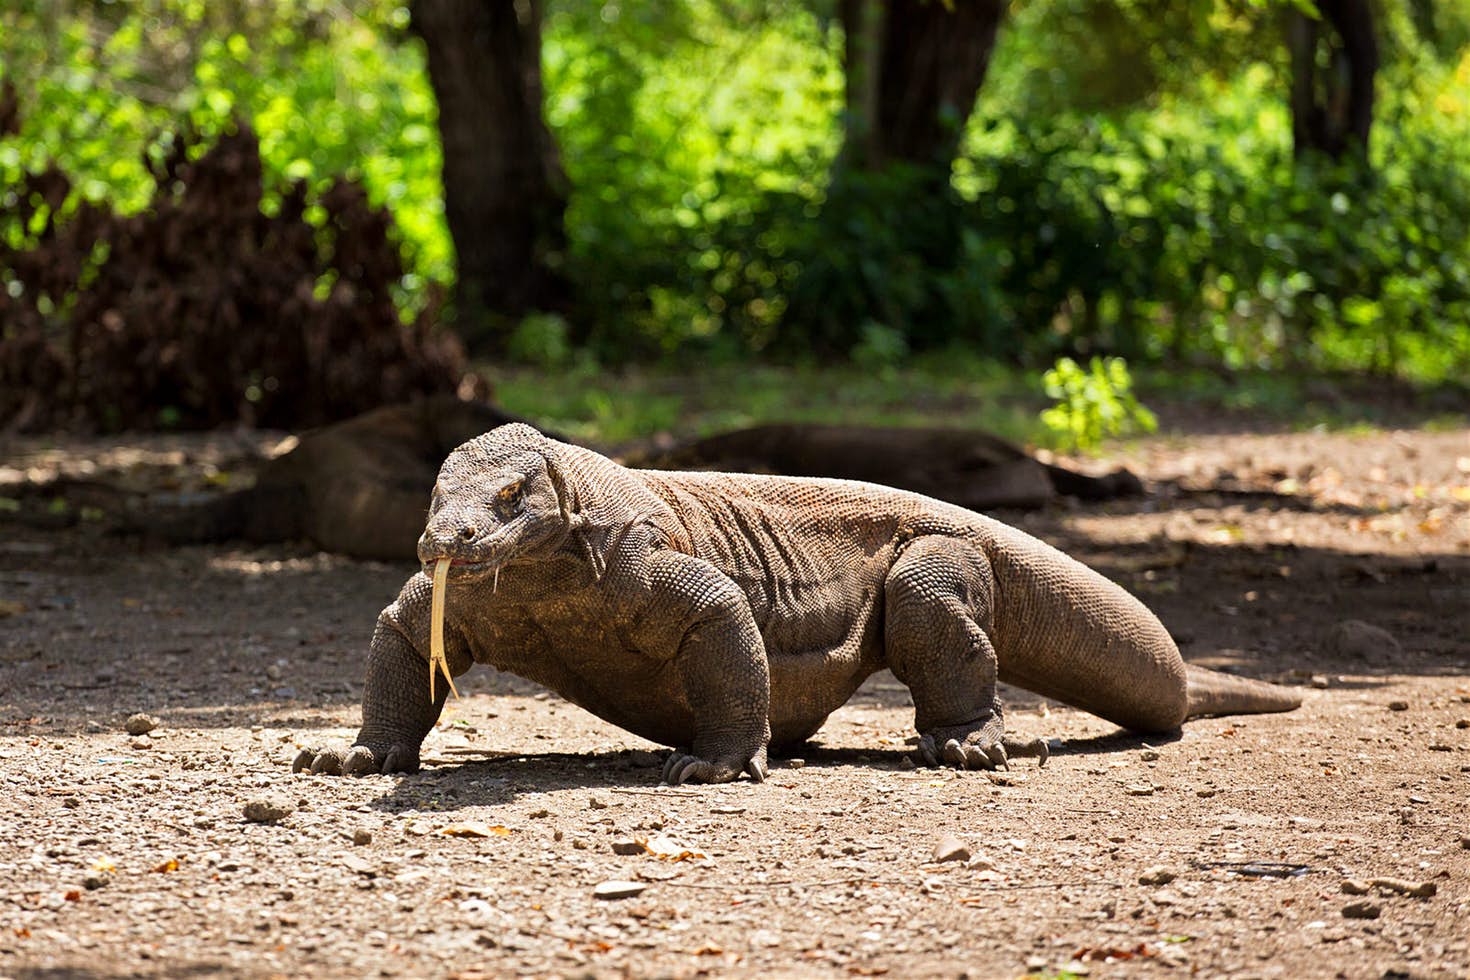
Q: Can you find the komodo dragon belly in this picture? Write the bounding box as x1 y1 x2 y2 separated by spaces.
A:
461 569 892 752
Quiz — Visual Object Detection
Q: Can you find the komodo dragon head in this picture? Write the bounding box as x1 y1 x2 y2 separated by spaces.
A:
416 423 572 585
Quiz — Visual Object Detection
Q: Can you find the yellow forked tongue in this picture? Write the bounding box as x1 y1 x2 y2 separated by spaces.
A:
429 557 459 701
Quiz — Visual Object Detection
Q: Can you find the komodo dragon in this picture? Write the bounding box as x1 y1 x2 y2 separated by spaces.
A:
294 423 1300 783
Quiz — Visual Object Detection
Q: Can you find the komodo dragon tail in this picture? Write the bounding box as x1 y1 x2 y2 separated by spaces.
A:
1184 665 1302 719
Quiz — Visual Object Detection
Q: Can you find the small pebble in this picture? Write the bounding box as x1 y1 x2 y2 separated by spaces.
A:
1341 879 1370 895
1140 749 1160 762
265 664 284 681
611 838 645 856
787 758 806 769
128 737 151 750
352 829 373 846
931 834 970 864
82 875 108 891
243 798 294 824
1139 865 1177 886
1196 788 1218 798
1455 719 1469 729
1125 784 1155 796
593 880 646 900
588 797 607 810
1311 675 1330 689
1388 700 1409 711
124 713 158 736
1342 900 1381 920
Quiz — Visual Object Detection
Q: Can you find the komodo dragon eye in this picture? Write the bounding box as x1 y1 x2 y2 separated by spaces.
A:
495 479 525 511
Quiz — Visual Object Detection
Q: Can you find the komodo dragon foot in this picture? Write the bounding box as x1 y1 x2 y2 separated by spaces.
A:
292 741 421 776
915 725 1051 771
662 748 769 785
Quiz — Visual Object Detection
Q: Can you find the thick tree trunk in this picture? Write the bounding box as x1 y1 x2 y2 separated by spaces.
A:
1287 0 1378 161
837 0 1006 173
412 0 567 354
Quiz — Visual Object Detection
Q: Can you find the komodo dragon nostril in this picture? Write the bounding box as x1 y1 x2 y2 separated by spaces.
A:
459 525 478 540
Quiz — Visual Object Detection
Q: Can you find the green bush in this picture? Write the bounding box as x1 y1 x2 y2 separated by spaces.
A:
1039 356 1157 452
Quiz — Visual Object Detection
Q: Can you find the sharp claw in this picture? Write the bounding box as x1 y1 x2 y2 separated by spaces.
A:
942 738 967 769
674 760 699 785
963 745 988 770
986 744 1009 770
310 752 341 776
917 736 939 767
746 758 766 783
663 753 682 784
1033 739 1050 767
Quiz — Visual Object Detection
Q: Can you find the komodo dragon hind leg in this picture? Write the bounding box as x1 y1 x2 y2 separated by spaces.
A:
884 536 1049 771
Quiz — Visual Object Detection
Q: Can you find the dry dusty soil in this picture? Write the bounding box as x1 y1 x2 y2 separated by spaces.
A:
1 422 1469 979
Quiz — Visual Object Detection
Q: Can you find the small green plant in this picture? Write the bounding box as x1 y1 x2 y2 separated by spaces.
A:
1039 355 1157 452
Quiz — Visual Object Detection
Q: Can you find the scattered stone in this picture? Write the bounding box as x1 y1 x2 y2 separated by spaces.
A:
82 875 108 890
1139 865 1177 886
265 664 284 681
528 809 550 819
1196 788 1218 798
1388 700 1409 712
611 838 646 856
1323 620 1399 660
931 834 970 864
1341 879 1370 895
352 829 373 846
1370 877 1436 898
1455 719 1470 729
1342 901 1381 920
1460 835 1470 850
588 797 608 810
62 796 80 809
129 737 152 750
593 880 647 900
243 798 294 824
1140 749 1160 762
124 713 159 736
1125 784 1155 796
787 758 806 769
341 854 376 877
709 805 746 815
1311 675 1330 689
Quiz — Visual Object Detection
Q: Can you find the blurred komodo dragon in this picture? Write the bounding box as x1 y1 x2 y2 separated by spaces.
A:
153 397 535 560
151 403 1142 561
639 422 1141 510
292 423 1300 783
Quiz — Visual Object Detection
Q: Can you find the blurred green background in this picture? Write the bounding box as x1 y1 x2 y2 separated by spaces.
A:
2 0 1468 439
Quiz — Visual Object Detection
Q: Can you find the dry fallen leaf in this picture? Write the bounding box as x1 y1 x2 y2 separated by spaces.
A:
438 821 511 838
90 858 116 874
152 858 179 873
643 836 705 862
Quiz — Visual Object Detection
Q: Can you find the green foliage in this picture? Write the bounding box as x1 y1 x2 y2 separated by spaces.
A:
507 313 576 369
0 0 448 305
4 0 1470 386
1039 356 1158 452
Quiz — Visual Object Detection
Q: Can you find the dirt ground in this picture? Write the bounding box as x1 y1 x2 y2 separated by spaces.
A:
2 419 1468 979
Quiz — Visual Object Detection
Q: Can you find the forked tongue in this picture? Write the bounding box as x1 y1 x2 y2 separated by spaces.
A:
429 557 460 701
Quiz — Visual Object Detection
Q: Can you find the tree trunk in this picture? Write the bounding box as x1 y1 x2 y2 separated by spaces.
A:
837 0 1007 173
1287 0 1378 161
412 0 567 354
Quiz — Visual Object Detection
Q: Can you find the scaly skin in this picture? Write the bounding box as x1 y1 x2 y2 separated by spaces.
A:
295 424 1300 784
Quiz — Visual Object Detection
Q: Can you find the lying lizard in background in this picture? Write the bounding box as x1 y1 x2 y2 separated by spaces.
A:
295 423 1299 783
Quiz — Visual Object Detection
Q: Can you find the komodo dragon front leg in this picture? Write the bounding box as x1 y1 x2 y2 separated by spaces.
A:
293 580 459 775
884 536 1048 770
630 549 772 785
